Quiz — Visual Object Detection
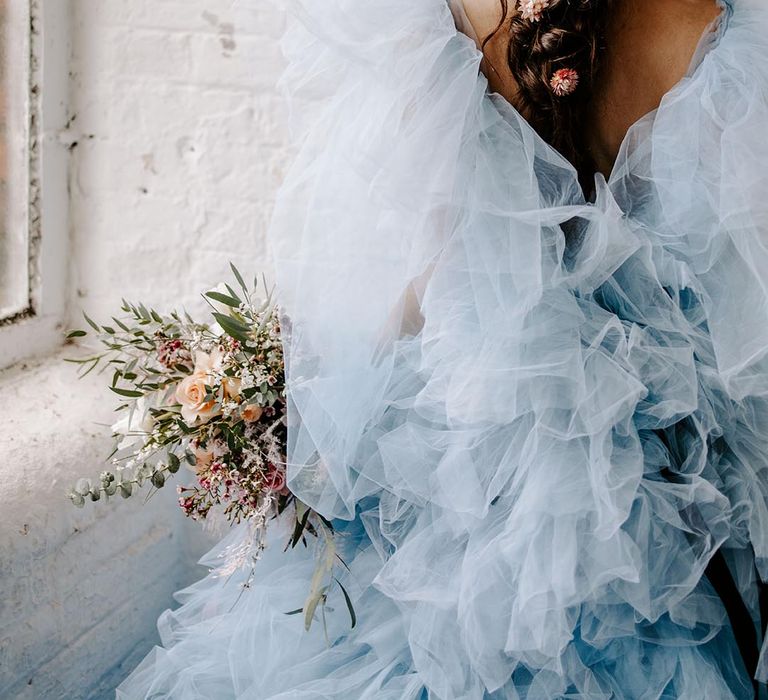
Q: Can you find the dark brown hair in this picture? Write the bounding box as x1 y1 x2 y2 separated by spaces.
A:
483 1 609 187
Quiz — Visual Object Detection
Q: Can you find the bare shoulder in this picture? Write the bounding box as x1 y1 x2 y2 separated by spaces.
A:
453 0 525 108
458 0 504 45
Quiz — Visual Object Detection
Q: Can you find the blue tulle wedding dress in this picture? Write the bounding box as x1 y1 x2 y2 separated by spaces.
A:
116 0 768 697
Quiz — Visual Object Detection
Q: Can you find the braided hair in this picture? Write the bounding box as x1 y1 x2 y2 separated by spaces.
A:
482 1 609 187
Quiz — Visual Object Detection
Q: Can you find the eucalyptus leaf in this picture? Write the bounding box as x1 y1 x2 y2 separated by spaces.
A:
167 453 181 473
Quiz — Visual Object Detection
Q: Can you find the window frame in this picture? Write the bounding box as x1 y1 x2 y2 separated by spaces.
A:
0 1 70 370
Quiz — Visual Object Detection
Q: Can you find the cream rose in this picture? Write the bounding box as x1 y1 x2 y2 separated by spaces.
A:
175 374 220 425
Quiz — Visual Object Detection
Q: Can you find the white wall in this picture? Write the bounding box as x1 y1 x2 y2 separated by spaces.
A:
0 352 211 700
0 2 292 698
69 0 290 319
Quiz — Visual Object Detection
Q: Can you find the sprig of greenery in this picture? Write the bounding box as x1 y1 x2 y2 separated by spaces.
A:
68 452 184 507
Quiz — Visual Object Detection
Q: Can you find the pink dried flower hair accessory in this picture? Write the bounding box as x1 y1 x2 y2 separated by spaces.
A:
518 0 551 22
550 68 579 97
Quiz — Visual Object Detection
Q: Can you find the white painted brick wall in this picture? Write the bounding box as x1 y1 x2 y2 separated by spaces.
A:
69 0 290 319
1 2 292 698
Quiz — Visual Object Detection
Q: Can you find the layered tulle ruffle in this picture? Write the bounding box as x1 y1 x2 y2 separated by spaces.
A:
118 0 768 697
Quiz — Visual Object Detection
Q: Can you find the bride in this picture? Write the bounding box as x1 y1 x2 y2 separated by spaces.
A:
117 0 768 697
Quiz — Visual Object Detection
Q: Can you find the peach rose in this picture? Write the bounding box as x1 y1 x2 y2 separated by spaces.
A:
222 376 242 399
175 374 220 425
189 443 215 475
241 404 263 423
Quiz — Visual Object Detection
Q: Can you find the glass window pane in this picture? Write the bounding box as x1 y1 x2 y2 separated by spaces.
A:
0 0 30 320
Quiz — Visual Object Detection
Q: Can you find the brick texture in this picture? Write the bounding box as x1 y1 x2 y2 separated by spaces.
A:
68 0 290 324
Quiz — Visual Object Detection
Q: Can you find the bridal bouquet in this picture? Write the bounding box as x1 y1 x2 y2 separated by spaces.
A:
65 265 355 631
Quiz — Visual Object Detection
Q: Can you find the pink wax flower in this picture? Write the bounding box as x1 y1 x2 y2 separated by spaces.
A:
550 68 579 97
518 0 550 22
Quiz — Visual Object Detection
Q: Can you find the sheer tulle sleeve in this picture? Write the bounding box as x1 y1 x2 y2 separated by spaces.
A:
269 0 488 518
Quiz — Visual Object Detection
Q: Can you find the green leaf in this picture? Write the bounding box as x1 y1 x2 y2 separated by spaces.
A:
333 577 357 629
167 453 181 474
79 357 101 378
66 330 87 338
83 312 101 332
109 386 144 398
150 310 163 323
212 313 251 344
206 291 241 308
225 284 242 303
112 316 131 332
137 304 151 321
230 263 248 295
290 507 312 549
283 607 304 616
